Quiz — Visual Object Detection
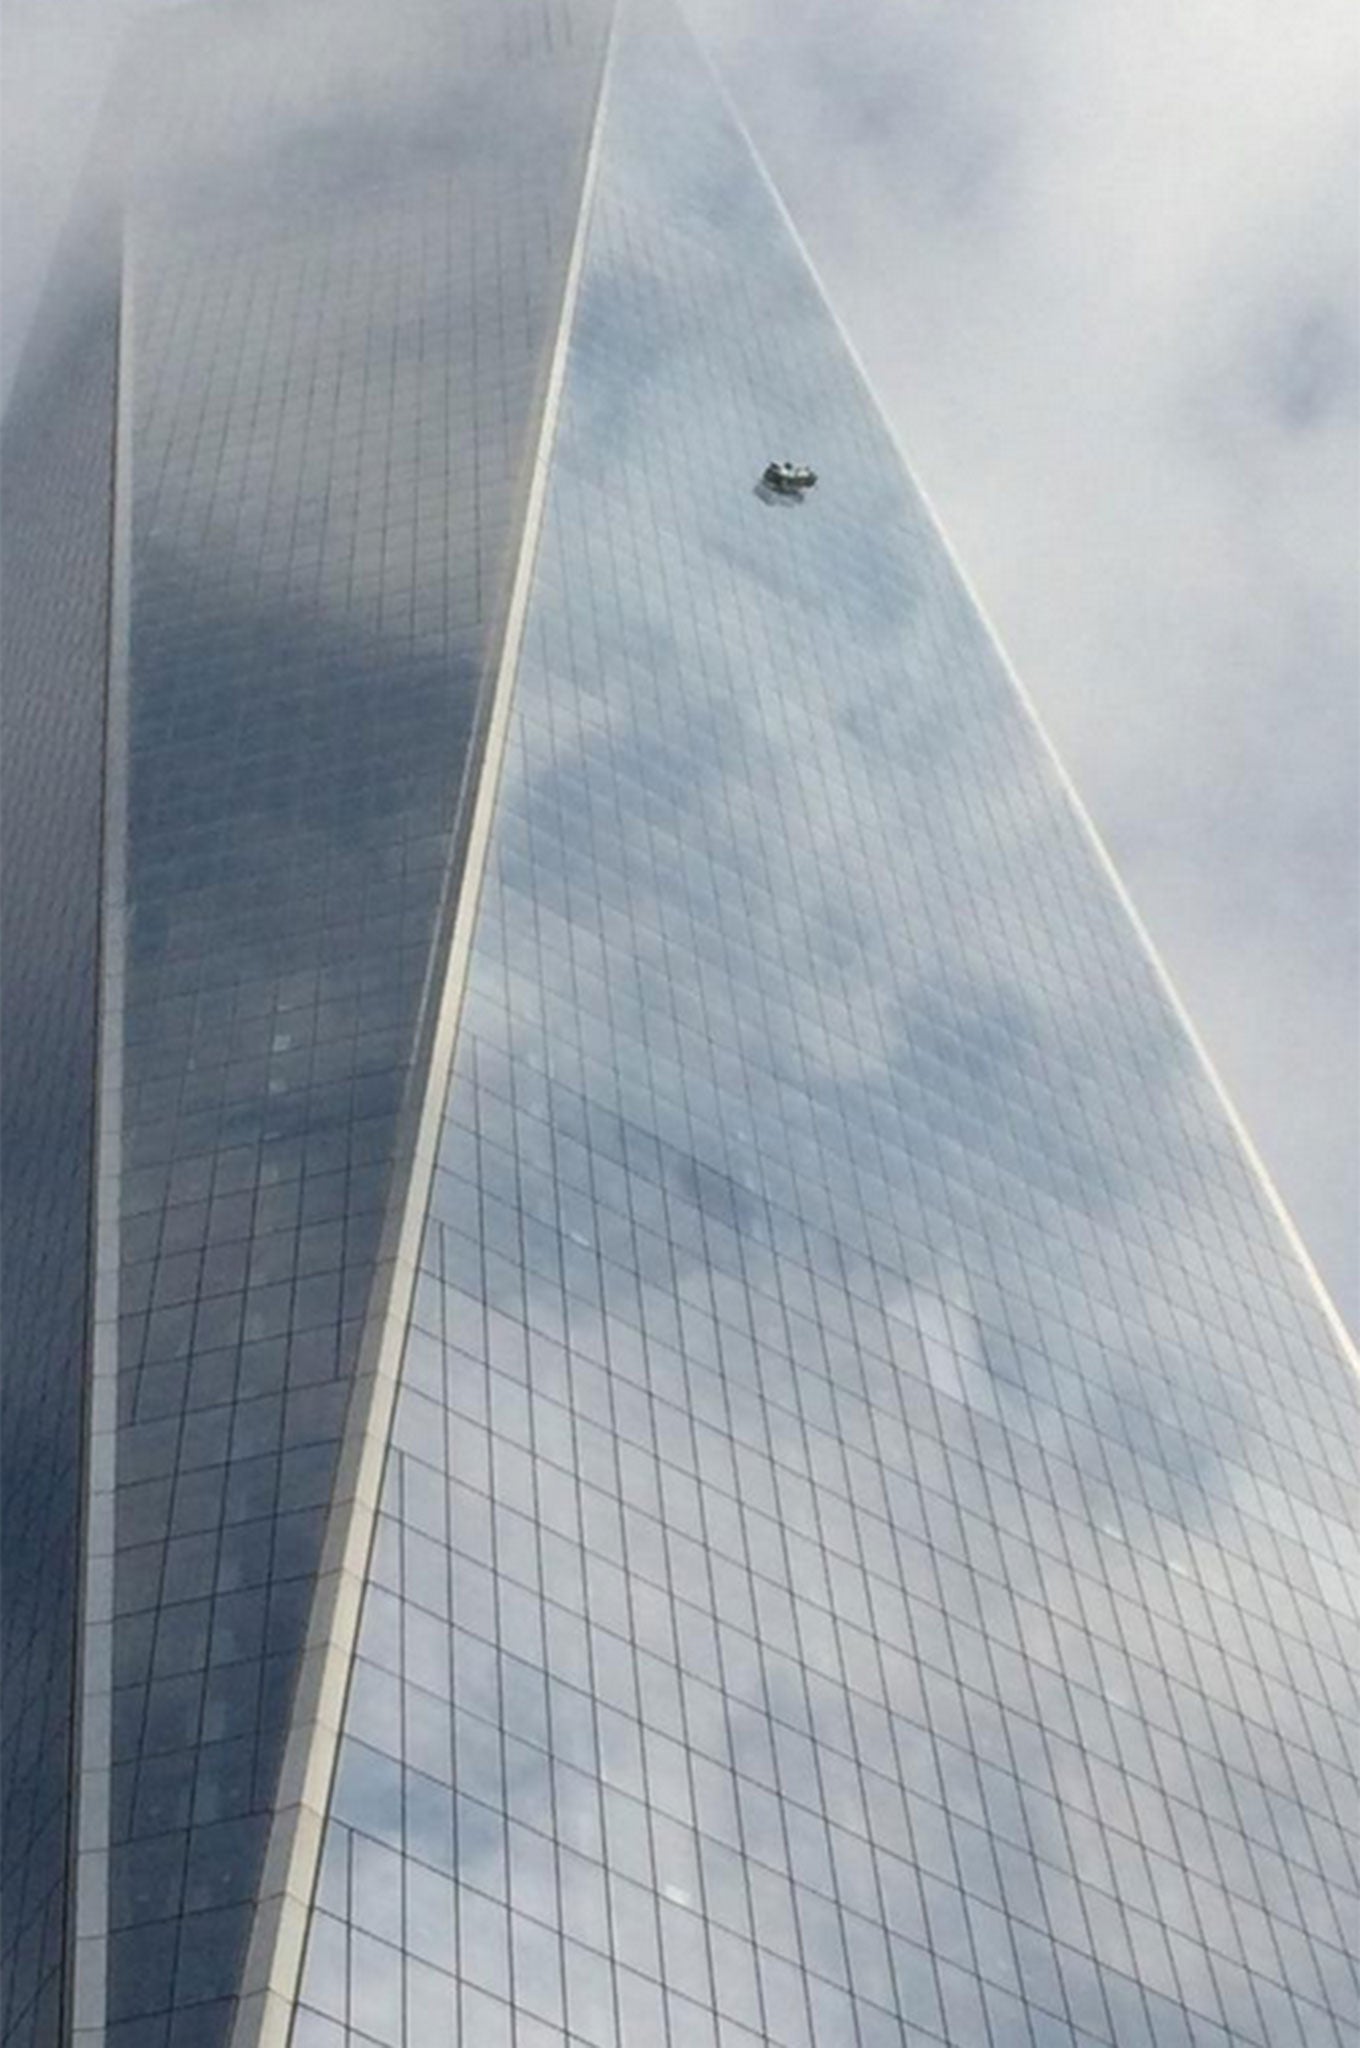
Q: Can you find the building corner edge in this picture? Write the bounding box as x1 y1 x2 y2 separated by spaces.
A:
226 20 620 2044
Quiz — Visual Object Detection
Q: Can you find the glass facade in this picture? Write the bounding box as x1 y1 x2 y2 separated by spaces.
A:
103 7 608 2042
0 213 120 2048
2 1 1357 2045
295 5 1359 2046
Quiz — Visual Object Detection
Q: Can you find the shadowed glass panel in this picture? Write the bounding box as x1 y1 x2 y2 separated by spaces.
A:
0 227 118 2048
105 3 610 2040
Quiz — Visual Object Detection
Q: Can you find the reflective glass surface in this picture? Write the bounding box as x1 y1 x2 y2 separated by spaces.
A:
295 4 1359 2045
103 4 608 2040
0 232 119 2048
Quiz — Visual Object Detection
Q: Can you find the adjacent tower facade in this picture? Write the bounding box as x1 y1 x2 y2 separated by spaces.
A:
3 3 1357 2046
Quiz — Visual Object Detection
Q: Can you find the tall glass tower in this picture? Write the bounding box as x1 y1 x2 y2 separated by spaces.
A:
3 2 1356 2045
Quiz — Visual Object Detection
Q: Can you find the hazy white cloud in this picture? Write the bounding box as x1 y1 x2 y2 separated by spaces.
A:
686 0 1358 1330
3 0 1356 1327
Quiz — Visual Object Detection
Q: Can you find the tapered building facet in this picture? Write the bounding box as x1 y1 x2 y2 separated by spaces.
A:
3 4 1357 2046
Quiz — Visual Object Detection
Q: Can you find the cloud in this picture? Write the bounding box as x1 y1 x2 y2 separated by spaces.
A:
1 1 130 391
685 0 1359 1331
1 0 607 393
2 0 1355 1331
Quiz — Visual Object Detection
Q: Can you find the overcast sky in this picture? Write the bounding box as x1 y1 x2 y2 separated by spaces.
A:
684 0 1359 1335
3 0 1356 1333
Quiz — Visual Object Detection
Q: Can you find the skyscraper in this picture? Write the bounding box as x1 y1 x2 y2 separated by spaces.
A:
2 1 1356 2044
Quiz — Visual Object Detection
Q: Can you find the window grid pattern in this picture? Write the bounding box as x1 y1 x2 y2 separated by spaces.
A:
103 8 608 2040
296 6 1358 2046
0 253 118 2048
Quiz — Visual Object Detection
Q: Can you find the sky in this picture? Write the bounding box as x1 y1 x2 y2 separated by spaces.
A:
3 0 1356 1334
682 0 1359 1339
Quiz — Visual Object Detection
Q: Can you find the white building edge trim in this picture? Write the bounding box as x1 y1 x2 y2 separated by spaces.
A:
692 20 1358 1379
228 27 620 2048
